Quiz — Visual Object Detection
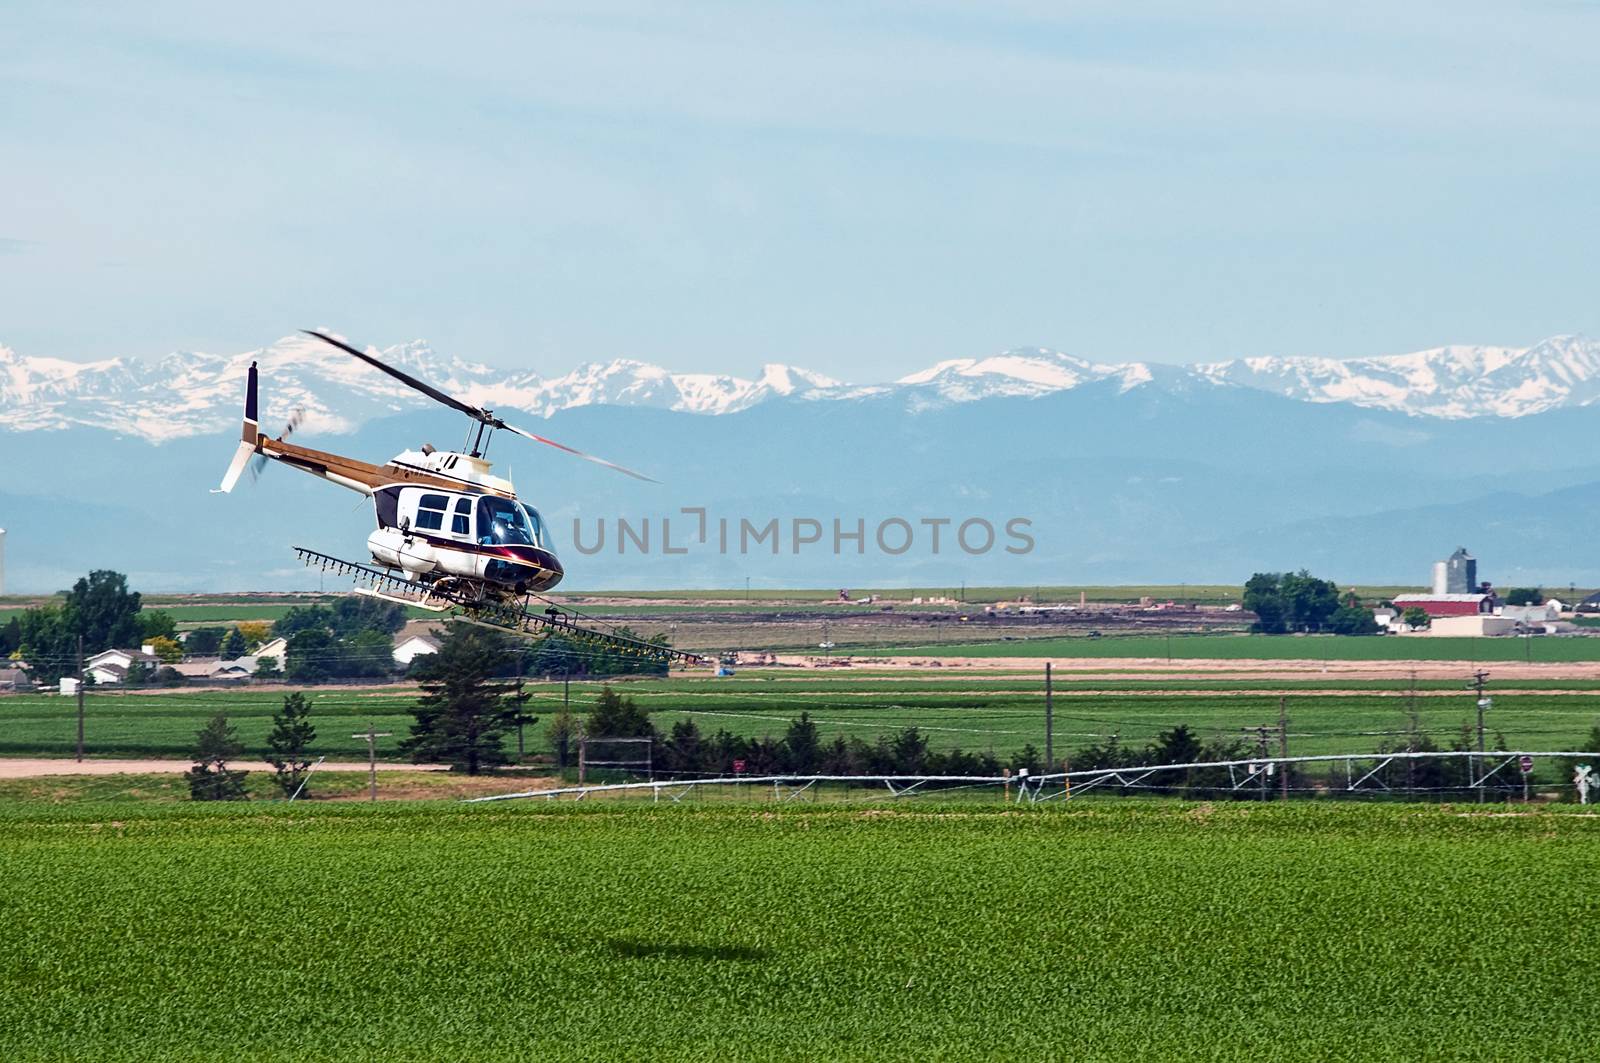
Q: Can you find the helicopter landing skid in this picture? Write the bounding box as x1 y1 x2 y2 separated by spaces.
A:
293 546 705 665
353 585 451 612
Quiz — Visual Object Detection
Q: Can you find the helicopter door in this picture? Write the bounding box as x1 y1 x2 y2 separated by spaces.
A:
450 497 472 538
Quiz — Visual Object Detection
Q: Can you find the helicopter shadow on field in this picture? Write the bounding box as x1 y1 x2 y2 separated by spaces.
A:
603 938 772 963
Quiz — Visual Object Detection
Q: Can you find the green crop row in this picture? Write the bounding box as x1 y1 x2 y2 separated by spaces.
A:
5 685 1598 763
0 802 1595 1061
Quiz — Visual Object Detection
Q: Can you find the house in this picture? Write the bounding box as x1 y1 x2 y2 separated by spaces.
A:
239 637 288 674
88 662 129 685
0 667 32 692
394 634 441 667
84 646 161 685
172 659 251 683
1392 593 1495 619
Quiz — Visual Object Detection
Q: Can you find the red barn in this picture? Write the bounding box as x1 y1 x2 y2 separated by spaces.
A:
1392 593 1493 618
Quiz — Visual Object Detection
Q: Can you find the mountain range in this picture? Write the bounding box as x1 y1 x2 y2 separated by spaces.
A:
4 332 1600 442
1 331 1598 593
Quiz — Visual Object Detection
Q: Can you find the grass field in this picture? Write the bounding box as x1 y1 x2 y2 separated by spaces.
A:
0 801 1594 1060
867 632 1600 661
5 675 1598 771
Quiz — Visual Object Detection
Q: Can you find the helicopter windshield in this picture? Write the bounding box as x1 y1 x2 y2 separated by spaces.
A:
478 496 541 548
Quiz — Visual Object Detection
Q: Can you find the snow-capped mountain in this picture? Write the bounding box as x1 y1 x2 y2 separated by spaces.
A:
2 332 1599 442
1196 335 1600 418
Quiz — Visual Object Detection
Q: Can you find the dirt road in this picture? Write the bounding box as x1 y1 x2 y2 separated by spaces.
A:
0 758 448 778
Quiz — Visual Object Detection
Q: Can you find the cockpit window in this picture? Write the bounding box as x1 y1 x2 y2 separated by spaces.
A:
451 497 472 536
415 493 450 531
477 496 538 547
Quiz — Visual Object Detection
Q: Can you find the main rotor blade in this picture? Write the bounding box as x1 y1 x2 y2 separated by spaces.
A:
499 420 658 483
302 329 489 423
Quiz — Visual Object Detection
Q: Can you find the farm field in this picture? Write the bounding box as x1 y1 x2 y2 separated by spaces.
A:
865 632 1600 662
4 673 1598 771
0 802 1594 1061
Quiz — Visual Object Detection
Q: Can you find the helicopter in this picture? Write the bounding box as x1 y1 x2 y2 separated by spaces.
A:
215 329 701 664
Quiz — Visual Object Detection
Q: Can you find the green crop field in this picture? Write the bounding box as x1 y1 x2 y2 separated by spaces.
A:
0 802 1594 1061
5 677 1599 770
867 632 1600 662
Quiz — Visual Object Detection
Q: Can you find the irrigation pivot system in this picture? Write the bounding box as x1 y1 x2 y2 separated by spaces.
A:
468 749 1595 805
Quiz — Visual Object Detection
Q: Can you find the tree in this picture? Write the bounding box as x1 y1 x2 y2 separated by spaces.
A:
586 685 655 738
219 627 248 659
254 655 282 680
891 726 929 773
185 627 227 655
783 713 821 772
147 636 182 664
1244 571 1347 633
1244 573 1288 634
285 629 334 683
330 597 407 639
124 659 152 686
661 718 706 775
274 605 334 639
16 605 77 683
0 615 19 658
1326 603 1380 636
236 622 273 650
137 610 177 642
1402 607 1431 630
1150 724 1204 765
265 692 317 798
63 570 142 652
401 624 521 774
185 712 249 801
340 629 396 678
547 704 579 768
1503 587 1543 607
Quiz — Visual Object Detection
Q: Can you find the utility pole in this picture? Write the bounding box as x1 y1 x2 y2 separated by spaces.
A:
1044 662 1054 770
351 725 392 802
1277 696 1289 801
75 634 85 763
1470 670 1491 804
510 676 532 762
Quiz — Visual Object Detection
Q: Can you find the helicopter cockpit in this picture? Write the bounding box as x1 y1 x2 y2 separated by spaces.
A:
476 495 548 549
374 486 550 551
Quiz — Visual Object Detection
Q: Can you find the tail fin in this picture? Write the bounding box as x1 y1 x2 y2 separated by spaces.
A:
213 361 262 494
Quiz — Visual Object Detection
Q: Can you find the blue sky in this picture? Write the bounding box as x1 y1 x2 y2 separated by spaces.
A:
2 1 1598 379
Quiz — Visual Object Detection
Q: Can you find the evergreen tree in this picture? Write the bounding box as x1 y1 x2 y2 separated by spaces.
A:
186 712 249 801
783 713 821 772
137 610 178 642
219 627 248 659
186 627 227 655
401 624 520 774
662 718 705 775
586 685 655 738
266 692 317 798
